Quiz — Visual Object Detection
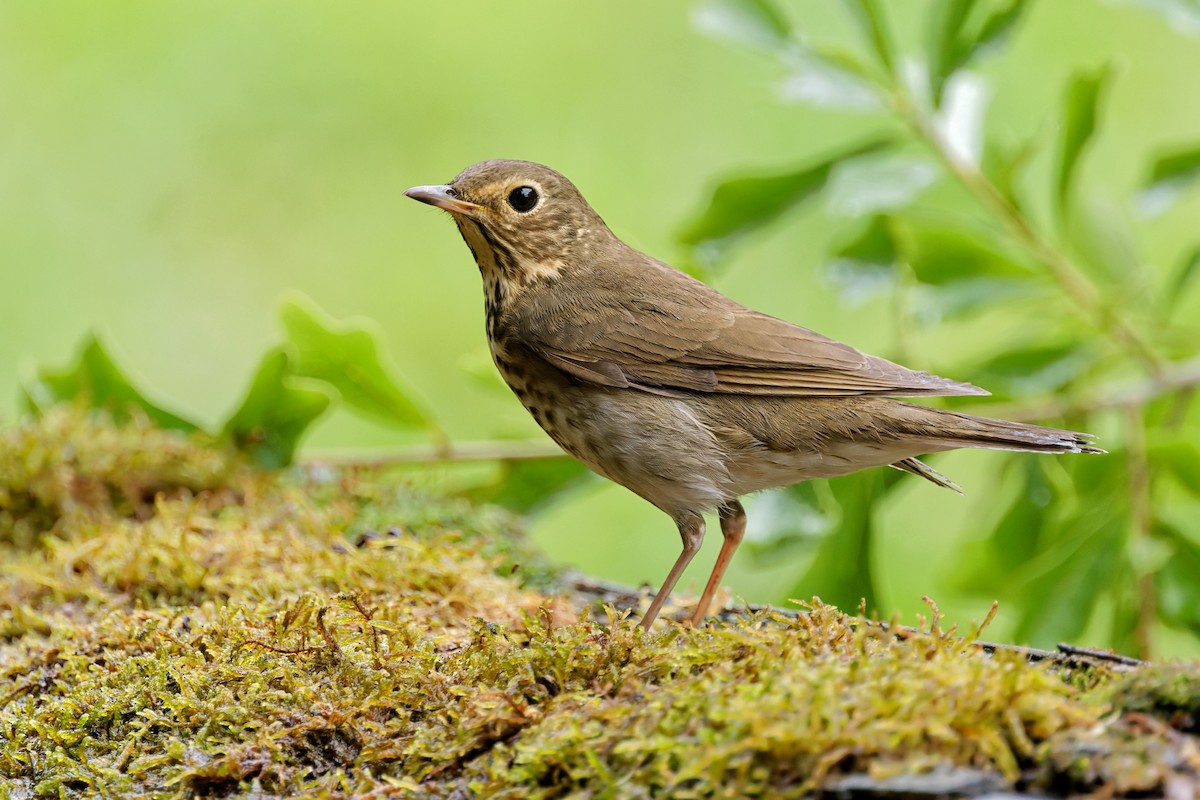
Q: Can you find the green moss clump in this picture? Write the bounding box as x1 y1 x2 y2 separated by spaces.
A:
466 609 1095 796
1 409 1198 798
0 406 237 548
1103 662 1200 732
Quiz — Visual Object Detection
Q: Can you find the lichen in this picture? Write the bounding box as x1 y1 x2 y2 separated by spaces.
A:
1 409 1197 798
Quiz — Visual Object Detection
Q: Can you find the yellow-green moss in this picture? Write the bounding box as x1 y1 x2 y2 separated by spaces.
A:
1 409 1198 798
0 406 236 548
1103 662 1200 732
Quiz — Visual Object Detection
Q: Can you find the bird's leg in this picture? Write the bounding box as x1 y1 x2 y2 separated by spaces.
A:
639 511 705 629
689 500 747 627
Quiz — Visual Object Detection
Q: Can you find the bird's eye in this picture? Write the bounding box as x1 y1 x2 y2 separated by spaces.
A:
507 186 539 213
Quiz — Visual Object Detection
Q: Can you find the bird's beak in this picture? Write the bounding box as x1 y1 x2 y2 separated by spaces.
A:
404 184 482 215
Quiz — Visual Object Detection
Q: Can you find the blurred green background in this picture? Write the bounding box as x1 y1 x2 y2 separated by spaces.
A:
4 1 1199 655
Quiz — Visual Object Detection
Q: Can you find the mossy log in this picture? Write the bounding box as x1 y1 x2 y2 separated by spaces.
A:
2 409 1198 798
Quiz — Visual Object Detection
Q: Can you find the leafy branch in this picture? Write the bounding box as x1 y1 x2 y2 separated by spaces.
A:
22 293 445 470
684 0 1200 656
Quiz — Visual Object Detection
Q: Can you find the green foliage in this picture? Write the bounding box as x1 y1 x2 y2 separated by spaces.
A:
780 470 899 611
1140 144 1200 216
222 348 331 469
279 294 436 434
679 137 892 262
844 0 898 77
692 0 791 52
970 342 1096 398
1156 521 1200 633
20 293 439 469
1164 247 1200 314
1055 63 1112 220
470 457 593 514
927 0 1028 104
686 0 1200 657
22 335 198 433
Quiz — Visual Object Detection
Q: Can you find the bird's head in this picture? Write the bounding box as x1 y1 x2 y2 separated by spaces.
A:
405 160 612 289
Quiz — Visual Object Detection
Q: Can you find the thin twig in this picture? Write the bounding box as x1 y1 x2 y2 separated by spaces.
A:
1056 642 1145 667
315 606 343 660
303 439 566 467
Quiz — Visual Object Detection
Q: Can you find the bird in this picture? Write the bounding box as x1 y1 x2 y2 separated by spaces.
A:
405 159 1102 629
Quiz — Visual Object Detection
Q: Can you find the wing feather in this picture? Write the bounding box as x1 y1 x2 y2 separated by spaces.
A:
510 253 988 399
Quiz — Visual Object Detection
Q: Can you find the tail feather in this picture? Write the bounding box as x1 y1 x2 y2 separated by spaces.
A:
887 403 1103 493
891 457 963 494
899 403 1105 456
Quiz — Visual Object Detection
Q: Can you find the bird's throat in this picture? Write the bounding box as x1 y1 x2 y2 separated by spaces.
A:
456 217 563 323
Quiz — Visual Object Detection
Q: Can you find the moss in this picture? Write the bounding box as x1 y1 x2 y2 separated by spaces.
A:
0 406 237 548
1 409 1198 798
1102 662 1200 733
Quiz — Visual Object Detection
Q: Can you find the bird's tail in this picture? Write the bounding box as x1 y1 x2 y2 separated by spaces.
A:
888 402 1103 492
901 403 1104 455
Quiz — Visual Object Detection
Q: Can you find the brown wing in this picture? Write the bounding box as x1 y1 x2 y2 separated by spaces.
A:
511 255 987 398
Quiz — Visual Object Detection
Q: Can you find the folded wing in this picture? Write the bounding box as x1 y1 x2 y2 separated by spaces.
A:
513 258 987 399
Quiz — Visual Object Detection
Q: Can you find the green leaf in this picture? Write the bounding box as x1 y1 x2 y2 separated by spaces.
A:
1013 503 1126 646
972 0 1028 53
824 154 939 217
471 457 591 514
279 293 437 433
901 222 1036 285
1150 440 1200 497
981 134 1040 211
967 458 1056 588
928 0 1028 106
784 469 904 611
1055 63 1113 219
824 215 900 305
1164 246 1200 312
679 137 892 263
692 0 790 53
827 216 1043 320
778 47 881 111
913 278 1040 323
1156 521 1200 634
970 341 1096 397
21 334 199 432
1012 455 1128 646
1138 145 1200 216
844 0 898 76
221 349 332 468
741 483 833 564
1067 190 1143 287
928 0 977 106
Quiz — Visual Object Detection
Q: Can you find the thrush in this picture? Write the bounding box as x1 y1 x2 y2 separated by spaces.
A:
405 160 1102 628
